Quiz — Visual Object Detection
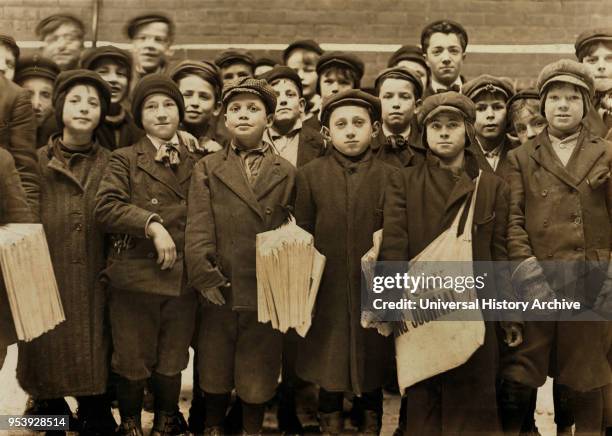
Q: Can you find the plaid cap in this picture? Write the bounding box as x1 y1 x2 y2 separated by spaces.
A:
81 45 132 76
387 44 427 69
168 60 222 99
222 77 277 115
15 55 60 83
316 51 365 81
463 74 515 101
282 39 324 62
0 34 20 62
214 49 256 69
125 13 174 40
418 91 475 126
537 59 595 98
321 89 381 127
575 27 612 60
35 14 85 39
374 66 424 99
261 65 303 96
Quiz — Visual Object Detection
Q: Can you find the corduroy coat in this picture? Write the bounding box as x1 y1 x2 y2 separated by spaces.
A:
17 138 111 399
293 149 395 395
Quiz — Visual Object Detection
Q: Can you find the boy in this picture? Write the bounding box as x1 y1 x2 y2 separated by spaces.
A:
507 89 548 145
95 74 198 436
386 44 429 91
82 46 144 150
316 51 364 99
36 14 85 71
214 49 255 86
0 34 19 81
254 56 278 76
283 40 324 129
126 14 174 85
373 66 425 167
185 77 296 435
14 55 60 148
262 66 325 167
421 20 468 96
504 59 612 435
463 75 515 178
294 89 394 435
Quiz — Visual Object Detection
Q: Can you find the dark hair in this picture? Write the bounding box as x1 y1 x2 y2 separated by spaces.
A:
174 69 221 102
508 98 540 127
421 21 467 53
317 66 360 93
36 15 85 40
269 77 303 98
577 39 612 61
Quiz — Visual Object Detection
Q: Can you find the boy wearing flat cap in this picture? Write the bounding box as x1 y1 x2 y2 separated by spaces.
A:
17 69 116 434
463 74 516 179
293 89 393 435
0 34 19 81
380 91 519 435
214 49 256 86
15 55 60 148
316 51 364 100
421 20 468 97
186 77 295 435
36 14 85 71
95 74 198 436
82 46 144 150
284 39 324 130
387 44 429 91
373 66 426 168
504 59 612 435
254 56 278 77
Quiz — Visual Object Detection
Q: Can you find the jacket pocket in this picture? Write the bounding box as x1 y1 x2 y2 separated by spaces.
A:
587 167 610 190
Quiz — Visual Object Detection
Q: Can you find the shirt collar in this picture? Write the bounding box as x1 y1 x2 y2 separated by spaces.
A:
382 123 411 140
230 139 271 155
476 137 503 158
147 133 179 151
548 128 581 147
431 76 463 93
268 119 303 139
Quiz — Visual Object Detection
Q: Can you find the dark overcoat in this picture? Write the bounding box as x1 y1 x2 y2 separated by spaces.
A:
296 125 325 167
371 122 425 168
185 146 296 311
469 138 517 182
17 138 111 399
96 110 144 151
293 149 395 395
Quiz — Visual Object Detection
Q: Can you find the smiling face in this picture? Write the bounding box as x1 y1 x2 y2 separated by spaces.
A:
473 92 507 141
270 78 304 129
224 93 271 149
62 84 101 136
21 77 54 127
92 58 129 104
41 23 83 70
543 82 584 136
426 111 466 164
286 49 319 99
327 105 377 156
379 77 417 134
141 93 180 140
131 21 171 73
582 42 612 92
178 74 219 126
425 32 465 86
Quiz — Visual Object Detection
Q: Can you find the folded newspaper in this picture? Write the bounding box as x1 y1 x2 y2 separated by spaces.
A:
256 218 325 337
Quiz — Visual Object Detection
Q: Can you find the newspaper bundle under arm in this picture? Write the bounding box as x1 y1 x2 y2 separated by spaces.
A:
256 217 325 337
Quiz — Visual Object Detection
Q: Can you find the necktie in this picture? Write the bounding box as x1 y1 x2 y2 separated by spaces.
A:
242 148 267 185
155 142 181 169
387 134 407 151
436 84 461 93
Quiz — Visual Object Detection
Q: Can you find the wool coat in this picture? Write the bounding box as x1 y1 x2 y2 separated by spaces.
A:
296 125 325 167
505 128 612 391
371 121 425 168
96 109 144 151
469 138 517 181
17 138 111 399
293 149 395 395
185 146 296 311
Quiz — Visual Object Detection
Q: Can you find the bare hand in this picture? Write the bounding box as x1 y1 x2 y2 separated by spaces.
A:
503 322 523 348
147 221 177 270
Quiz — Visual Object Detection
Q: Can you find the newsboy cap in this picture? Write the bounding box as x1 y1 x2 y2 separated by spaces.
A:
506 88 539 109
125 13 174 40
537 59 595 98
0 34 19 62
316 51 365 81
462 75 515 101
222 77 277 115
418 91 475 126
387 44 427 69
15 55 60 83
214 49 256 69
168 60 222 99
374 66 424 99
575 27 612 61
131 74 185 129
282 39 324 63
81 45 132 75
36 14 85 39
261 66 303 96
255 56 279 69
320 89 381 128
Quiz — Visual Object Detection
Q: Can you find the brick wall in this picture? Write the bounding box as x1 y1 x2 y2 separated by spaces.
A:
2 0 610 87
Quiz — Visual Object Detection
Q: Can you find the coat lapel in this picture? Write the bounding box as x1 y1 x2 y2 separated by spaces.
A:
47 156 84 191
530 133 579 189
136 137 185 199
253 156 288 200
565 130 606 185
296 127 322 167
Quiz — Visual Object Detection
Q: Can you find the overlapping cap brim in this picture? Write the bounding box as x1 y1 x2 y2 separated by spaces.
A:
321 90 381 127
81 48 132 72
374 67 424 99
215 52 255 68
169 60 222 92
418 92 475 125
575 28 612 58
540 74 592 94
422 106 468 124
126 14 173 39
506 89 539 107
222 78 277 114
316 53 365 80
283 40 323 61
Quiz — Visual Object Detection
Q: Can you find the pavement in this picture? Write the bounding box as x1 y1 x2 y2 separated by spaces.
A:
0 345 558 435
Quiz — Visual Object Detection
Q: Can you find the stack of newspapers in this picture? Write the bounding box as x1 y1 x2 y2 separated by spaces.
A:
256 219 325 337
0 224 64 341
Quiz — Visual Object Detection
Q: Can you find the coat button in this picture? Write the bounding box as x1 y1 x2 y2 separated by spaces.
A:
541 190 547 197
547 253 553 258
147 252 155 259
180 200 186 205
74 223 83 231
151 198 159 205
574 216 582 225
543 219 549 227
265 207 272 215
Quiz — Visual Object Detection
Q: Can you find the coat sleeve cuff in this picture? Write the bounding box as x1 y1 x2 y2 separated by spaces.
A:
144 213 163 238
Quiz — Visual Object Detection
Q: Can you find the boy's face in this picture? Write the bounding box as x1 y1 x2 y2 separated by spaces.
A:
178 74 219 126
220 62 253 85
396 59 428 89
93 59 129 104
426 112 466 162
62 84 101 135
327 105 377 157
544 82 584 135
379 78 417 133
21 77 54 127
286 49 318 98
271 79 304 128
473 92 507 141
131 22 171 73
41 23 83 70
513 105 547 145
425 32 465 86
319 68 355 99
141 93 180 140
0 44 15 81
582 42 612 92
224 93 272 149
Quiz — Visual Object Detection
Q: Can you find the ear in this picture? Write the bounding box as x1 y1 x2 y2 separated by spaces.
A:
266 113 274 127
371 120 381 138
414 98 423 115
298 97 306 114
164 46 175 58
224 112 229 129
213 100 222 117
462 52 467 62
320 125 331 142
